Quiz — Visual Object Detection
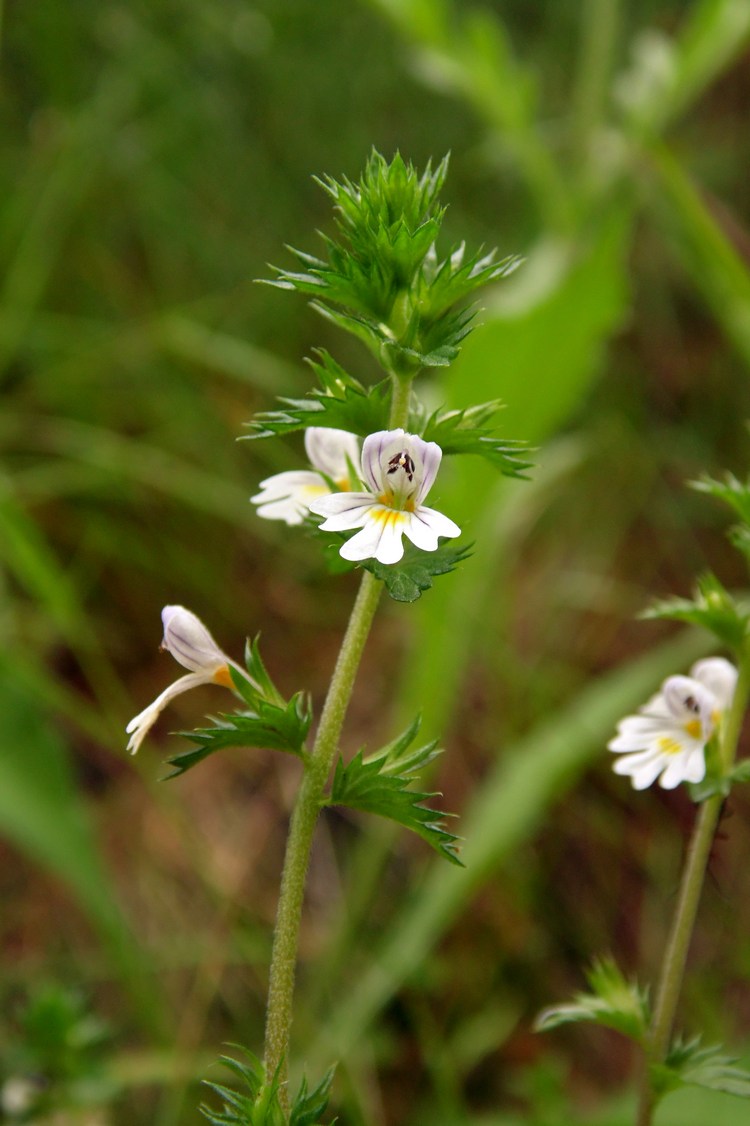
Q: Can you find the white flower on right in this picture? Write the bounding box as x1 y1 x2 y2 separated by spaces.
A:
308 428 461 565
608 657 737 790
251 427 360 526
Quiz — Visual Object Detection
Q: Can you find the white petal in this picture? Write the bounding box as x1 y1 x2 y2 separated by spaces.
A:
339 511 408 564
412 439 442 504
691 657 738 711
304 427 360 480
126 671 212 754
613 748 669 790
659 751 697 790
309 492 375 529
404 505 461 551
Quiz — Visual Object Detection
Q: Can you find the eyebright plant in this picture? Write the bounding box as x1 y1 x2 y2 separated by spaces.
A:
537 469 750 1126
125 151 526 1122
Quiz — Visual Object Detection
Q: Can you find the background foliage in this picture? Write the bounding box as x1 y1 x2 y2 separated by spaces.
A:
2 1 750 1123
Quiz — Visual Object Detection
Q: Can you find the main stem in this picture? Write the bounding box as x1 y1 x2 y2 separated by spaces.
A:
262 374 413 1104
263 570 382 1098
635 651 750 1126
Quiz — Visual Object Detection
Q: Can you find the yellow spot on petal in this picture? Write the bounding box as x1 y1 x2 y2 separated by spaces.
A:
684 718 702 739
369 506 407 529
213 664 234 688
658 736 683 756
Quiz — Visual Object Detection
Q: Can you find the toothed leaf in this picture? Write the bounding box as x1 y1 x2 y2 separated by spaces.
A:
325 718 462 864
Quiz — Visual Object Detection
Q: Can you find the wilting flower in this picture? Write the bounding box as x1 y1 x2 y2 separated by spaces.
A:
251 427 360 525
608 657 737 790
126 606 253 755
309 428 461 565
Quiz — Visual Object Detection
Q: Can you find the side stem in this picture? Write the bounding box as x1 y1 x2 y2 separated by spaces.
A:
635 650 750 1126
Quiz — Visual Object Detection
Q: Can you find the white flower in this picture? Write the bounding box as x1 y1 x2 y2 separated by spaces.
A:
608 657 737 790
126 606 252 755
251 427 360 525
308 428 461 565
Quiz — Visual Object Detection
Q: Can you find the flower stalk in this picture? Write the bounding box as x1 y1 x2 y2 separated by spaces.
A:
635 645 750 1126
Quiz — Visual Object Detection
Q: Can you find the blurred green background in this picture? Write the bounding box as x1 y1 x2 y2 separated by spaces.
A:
3 0 750 1122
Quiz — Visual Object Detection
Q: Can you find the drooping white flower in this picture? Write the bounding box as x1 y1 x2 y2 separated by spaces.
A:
308 428 460 565
608 657 737 790
126 606 252 755
251 427 360 526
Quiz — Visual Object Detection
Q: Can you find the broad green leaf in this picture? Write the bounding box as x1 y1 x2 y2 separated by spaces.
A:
648 143 750 368
399 201 634 741
359 540 473 603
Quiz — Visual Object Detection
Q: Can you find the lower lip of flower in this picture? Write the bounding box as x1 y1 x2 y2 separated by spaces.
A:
658 736 683 756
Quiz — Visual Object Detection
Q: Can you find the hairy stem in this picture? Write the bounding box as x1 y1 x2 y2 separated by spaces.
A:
262 382 414 1106
263 571 382 1100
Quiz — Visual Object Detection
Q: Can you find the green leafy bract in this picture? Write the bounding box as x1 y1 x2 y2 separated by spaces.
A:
163 637 312 778
360 540 474 603
261 152 520 377
325 717 462 865
535 956 649 1042
642 572 750 650
243 352 391 442
651 1037 750 1101
421 400 531 478
201 1047 336 1126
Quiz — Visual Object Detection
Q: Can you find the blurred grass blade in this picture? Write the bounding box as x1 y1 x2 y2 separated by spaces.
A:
648 143 750 366
400 201 634 739
0 665 162 1031
367 0 571 229
156 314 301 392
0 69 139 377
315 628 711 1063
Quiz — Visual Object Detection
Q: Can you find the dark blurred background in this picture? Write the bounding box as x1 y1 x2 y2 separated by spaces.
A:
2 1 750 1123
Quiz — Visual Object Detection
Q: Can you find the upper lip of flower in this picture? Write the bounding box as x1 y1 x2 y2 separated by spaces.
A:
607 657 737 790
308 428 460 565
126 605 253 755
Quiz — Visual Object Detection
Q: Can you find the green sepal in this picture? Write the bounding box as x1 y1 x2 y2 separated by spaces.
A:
324 716 463 865
650 1037 750 1101
237 637 285 709
201 1046 336 1125
163 693 312 779
243 353 390 442
359 540 474 603
534 956 649 1042
421 400 531 478
642 572 750 650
